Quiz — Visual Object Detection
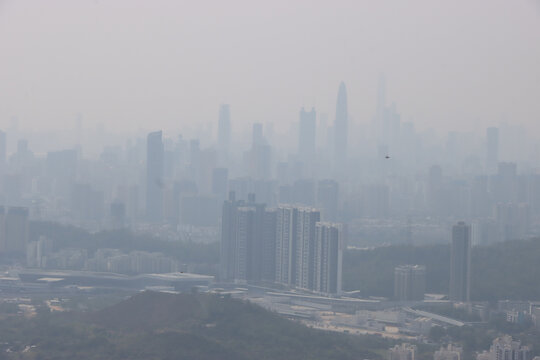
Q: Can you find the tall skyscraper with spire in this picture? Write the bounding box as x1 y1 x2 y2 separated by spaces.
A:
334 82 348 164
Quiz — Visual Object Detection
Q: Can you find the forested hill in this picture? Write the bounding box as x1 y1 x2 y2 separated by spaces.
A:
343 237 540 301
0 291 389 360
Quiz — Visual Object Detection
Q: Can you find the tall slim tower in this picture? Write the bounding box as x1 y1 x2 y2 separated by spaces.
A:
275 206 298 286
0 130 6 181
486 127 499 174
449 221 471 302
218 104 231 164
376 73 386 143
146 131 164 222
334 82 348 164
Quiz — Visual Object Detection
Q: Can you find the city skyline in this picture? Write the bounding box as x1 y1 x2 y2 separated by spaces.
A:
1 1 539 136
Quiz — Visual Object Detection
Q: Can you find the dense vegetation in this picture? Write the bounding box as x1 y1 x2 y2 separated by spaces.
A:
0 291 390 360
30 221 219 271
343 238 540 301
30 222 540 301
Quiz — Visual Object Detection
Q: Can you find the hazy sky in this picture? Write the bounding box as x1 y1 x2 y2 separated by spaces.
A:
1 0 539 137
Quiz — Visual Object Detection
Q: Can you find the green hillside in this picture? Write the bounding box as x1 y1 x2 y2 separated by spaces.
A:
343 238 540 301
0 291 389 360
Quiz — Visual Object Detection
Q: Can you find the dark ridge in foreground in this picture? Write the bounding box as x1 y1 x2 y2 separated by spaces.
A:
0 291 388 360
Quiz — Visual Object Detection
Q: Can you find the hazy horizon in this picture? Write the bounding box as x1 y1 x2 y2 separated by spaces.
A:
1 0 539 137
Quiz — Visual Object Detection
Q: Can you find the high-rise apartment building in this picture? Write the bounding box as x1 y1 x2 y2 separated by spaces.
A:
295 208 320 290
394 264 426 301
275 206 298 286
0 130 6 181
219 193 275 283
450 221 471 302
221 200 342 294
146 131 164 222
314 222 343 294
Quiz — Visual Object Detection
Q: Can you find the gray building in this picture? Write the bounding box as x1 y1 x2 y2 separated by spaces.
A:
394 264 426 301
217 104 231 165
334 82 348 165
275 206 298 286
449 221 471 302
486 127 499 174
146 131 164 222
295 208 320 290
314 222 343 295
219 193 274 283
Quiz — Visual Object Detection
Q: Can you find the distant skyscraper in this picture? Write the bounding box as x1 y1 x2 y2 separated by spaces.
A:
334 82 348 164
211 167 228 200
218 104 231 164
298 107 316 164
252 123 264 147
0 206 29 254
110 201 126 229
0 130 6 179
146 131 164 222
449 221 471 302
247 123 271 179
394 265 426 301
494 162 518 204
317 179 339 221
486 127 499 174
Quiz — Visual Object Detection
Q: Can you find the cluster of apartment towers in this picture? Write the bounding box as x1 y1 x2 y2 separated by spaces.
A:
220 192 343 295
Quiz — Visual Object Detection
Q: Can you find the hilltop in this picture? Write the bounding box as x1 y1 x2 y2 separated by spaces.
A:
0 291 389 360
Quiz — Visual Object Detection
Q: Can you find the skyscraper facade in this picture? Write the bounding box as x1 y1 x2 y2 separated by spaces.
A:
295 208 320 290
219 193 275 283
146 131 164 222
218 104 231 164
450 221 471 302
0 206 29 254
394 264 426 301
314 222 343 294
334 82 348 164
486 127 499 174
275 206 298 286
0 130 6 182
317 179 339 221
